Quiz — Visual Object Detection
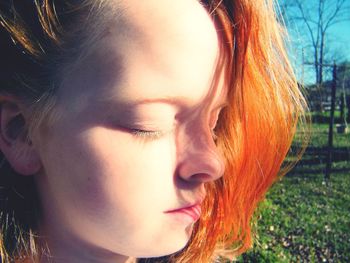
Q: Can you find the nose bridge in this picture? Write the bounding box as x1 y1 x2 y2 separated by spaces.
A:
176 116 225 182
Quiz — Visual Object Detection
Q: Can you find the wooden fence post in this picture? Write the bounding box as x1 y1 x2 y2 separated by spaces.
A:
325 62 337 182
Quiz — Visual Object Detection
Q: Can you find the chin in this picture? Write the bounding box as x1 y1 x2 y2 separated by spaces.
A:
133 228 193 259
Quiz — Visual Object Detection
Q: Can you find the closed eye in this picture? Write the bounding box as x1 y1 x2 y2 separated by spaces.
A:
130 129 165 140
209 104 227 142
211 127 218 142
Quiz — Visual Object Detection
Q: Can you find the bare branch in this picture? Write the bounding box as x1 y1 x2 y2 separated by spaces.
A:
281 0 350 85
294 0 318 48
324 0 347 31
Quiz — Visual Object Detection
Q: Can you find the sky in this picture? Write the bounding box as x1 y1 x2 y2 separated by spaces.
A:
331 21 350 61
278 0 350 85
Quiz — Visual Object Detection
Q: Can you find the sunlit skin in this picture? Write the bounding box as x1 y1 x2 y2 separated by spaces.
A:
32 0 227 262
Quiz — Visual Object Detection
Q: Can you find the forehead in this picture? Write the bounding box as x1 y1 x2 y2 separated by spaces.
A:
59 0 221 109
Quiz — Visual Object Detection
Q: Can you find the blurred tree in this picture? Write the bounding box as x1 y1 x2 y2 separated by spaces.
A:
279 0 350 86
337 61 350 88
337 61 350 122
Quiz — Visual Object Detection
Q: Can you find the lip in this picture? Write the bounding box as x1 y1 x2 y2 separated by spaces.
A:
165 203 202 222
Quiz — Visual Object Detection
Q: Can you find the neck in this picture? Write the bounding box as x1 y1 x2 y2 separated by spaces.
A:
36 224 135 263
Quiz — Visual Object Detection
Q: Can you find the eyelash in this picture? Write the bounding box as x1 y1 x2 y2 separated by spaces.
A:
128 106 225 142
210 107 225 142
130 129 165 140
132 128 218 144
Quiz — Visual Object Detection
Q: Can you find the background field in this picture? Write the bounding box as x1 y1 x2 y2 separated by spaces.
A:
236 118 350 262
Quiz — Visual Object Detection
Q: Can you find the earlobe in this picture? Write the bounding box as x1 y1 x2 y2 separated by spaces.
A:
0 98 42 176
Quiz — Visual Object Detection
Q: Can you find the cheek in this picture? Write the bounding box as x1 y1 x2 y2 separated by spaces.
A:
80 129 177 210
38 126 177 221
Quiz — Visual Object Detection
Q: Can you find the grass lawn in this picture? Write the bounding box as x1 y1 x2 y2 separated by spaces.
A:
236 121 350 262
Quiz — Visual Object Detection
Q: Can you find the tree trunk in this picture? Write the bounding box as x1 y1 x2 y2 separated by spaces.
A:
325 63 337 182
314 43 320 84
319 33 325 84
346 95 350 123
340 92 345 122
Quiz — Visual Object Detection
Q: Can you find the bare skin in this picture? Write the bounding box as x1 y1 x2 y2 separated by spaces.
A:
3 0 226 262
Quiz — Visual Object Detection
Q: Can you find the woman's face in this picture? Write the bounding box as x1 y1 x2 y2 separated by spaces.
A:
34 0 226 260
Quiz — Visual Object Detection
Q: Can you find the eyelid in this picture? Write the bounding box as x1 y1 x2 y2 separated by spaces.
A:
209 104 227 128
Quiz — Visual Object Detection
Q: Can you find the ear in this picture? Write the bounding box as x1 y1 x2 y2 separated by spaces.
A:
0 97 42 175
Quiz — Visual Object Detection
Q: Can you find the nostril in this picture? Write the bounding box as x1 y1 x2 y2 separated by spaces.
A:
176 123 226 183
188 173 214 182
177 152 225 183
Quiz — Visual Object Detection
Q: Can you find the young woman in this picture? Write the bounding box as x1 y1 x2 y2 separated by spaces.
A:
0 0 307 262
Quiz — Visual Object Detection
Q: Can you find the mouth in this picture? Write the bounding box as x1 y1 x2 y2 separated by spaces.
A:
164 203 202 222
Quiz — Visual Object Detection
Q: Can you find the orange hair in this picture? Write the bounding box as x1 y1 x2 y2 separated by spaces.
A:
169 0 308 262
0 0 307 262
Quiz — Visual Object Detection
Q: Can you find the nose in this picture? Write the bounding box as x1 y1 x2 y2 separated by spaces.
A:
176 129 225 184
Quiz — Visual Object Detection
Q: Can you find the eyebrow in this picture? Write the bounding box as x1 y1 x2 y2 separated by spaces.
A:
101 96 194 110
122 96 228 109
128 97 190 107
100 93 229 114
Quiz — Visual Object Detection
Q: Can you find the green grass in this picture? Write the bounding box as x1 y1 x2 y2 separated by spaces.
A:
237 171 350 262
236 118 350 262
294 123 350 148
310 110 349 124
308 123 350 148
